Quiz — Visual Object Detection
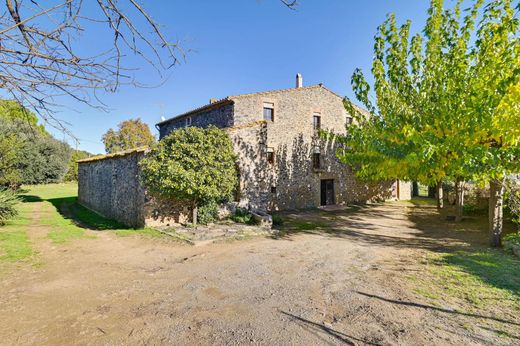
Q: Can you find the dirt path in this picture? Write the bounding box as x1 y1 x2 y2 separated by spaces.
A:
0 203 518 345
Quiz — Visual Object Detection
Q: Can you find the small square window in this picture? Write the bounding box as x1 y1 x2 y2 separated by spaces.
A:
263 102 274 122
346 117 353 126
271 186 277 194
313 114 321 130
312 153 321 169
266 148 274 164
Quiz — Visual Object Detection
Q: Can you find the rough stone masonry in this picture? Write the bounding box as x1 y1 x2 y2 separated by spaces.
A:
78 75 411 227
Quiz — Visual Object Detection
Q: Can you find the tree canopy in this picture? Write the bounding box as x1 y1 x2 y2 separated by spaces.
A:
139 126 237 224
102 118 156 154
0 104 72 187
337 0 519 246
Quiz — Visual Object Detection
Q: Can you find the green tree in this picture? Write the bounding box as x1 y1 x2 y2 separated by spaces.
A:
63 150 92 182
464 0 519 246
102 118 156 154
0 117 72 185
339 0 482 215
337 0 518 245
0 130 22 188
0 100 46 134
139 126 237 225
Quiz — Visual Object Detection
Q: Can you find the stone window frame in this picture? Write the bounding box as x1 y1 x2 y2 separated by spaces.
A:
313 112 321 130
266 147 275 165
312 107 323 133
346 116 353 126
263 99 277 122
185 116 192 127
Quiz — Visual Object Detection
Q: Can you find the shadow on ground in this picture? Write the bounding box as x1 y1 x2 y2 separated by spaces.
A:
280 310 380 345
272 199 520 298
355 291 520 327
20 194 129 231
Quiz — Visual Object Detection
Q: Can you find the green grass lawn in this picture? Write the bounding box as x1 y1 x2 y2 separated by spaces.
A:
0 202 33 262
0 183 168 264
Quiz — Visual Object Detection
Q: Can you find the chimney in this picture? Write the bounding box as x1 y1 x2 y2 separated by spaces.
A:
296 73 303 88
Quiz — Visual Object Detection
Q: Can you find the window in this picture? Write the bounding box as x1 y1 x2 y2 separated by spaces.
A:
346 116 353 126
185 117 192 127
263 102 274 122
266 147 274 164
312 153 321 169
313 114 321 130
271 186 277 194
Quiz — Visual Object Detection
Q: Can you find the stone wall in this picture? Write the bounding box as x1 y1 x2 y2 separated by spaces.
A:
158 102 234 139
78 149 194 228
230 85 386 210
78 149 147 228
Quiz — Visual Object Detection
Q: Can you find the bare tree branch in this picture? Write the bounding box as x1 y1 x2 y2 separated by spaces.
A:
0 0 296 136
279 0 298 10
0 0 183 134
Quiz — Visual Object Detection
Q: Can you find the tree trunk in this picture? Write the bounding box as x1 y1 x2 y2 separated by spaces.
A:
455 178 465 222
489 179 504 247
192 205 198 226
436 181 444 209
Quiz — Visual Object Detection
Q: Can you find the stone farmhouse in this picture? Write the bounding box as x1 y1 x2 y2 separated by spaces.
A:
78 74 411 227
157 74 411 212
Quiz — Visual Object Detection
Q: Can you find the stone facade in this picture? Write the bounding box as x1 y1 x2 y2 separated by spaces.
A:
157 101 234 138
78 80 412 227
78 148 193 228
159 83 409 211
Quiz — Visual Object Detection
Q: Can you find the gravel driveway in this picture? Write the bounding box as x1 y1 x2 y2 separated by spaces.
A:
1 202 518 345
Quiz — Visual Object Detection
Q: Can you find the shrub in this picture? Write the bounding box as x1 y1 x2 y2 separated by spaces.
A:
232 208 254 224
504 232 520 246
139 126 237 225
0 188 19 225
463 203 485 215
198 200 219 225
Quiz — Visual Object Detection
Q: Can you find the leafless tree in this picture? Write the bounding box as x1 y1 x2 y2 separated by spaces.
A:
0 0 183 133
0 0 297 134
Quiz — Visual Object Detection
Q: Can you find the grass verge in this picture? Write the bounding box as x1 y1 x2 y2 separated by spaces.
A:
412 249 520 312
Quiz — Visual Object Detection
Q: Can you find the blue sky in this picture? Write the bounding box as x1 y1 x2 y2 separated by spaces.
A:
46 0 432 153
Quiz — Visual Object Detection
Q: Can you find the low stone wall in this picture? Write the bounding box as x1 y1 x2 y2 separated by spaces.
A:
78 148 147 228
77 148 219 228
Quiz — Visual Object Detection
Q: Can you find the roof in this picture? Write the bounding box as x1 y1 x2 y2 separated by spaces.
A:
77 147 149 164
156 84 369 127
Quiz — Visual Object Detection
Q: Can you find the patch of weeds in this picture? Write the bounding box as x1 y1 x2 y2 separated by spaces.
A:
231 208 256 225
115 228 192 244
0 228 32 262
295 221 324 231
67 202 126 230
272 214 284 227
